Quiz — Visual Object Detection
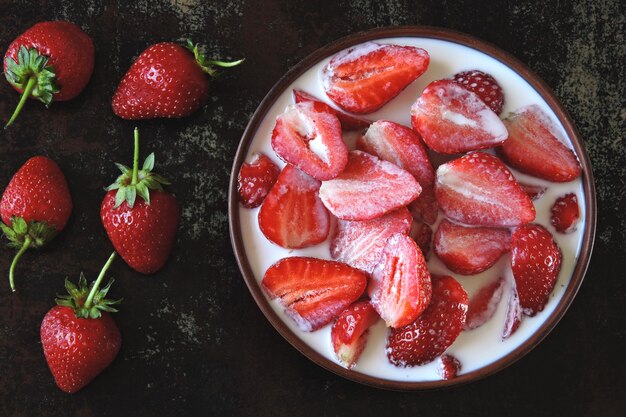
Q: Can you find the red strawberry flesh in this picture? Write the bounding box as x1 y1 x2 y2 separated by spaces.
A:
550 193 580 233
465 277 505 330
293 89 370 131
438 354 462 380
502 282 522 339
237 153 280 208
331 301 379 368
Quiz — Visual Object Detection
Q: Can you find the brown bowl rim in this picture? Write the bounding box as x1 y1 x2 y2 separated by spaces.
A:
227 25 597 391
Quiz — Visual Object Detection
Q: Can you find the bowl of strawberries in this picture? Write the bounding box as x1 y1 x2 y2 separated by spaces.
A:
229 26 596 389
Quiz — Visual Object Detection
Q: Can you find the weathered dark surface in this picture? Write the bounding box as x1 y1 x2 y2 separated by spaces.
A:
0 0 623 416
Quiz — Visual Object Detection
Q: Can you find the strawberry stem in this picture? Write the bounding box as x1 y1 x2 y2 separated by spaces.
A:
5 76 36 129
84 252 116 309
131 127 139 186
9 236 31 292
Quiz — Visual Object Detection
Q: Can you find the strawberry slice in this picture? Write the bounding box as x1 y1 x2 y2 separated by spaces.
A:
258 165 330 249
434 219 510 275
319 151 421 221
409 221 432 258
368 233 432 328
550 193 580 233
435 152 535 227
293 89 370 131
387 275 468 367
411 79 508 154
511 224 562 316
438 354 462 380
500 105 581 182
322 42 430 114
519 182 547 201
502 283 522 339
408 185 439 225
271 101 348 181
237 153 280 208
465 277 505 330
330 208 412 273
452 70 505 114
262 257 367 331
331 300 380 368
357 120 435 186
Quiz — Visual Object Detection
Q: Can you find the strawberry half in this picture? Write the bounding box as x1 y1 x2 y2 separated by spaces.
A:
500 105 581 182
511 224 562 316
331 301 380 368
368 233 432 328
259 165 330 249
452 70 504 114
322 42 429 114
293 89 370 131
319 150 421 221
438 354 462 380
408 185 439 225
435 152 535 227
409 221 433 258
237 153 280 208
262 257 367 331
519 182 547 201
387 275 468 367
550 193 580 233
411 79 508 154
271 101 348 181
502 282 522 339
465 277 505 330
434 219 510 275
330 208 412 273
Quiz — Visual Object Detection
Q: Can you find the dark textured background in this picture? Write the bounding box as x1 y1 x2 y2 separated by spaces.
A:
0 0 623 416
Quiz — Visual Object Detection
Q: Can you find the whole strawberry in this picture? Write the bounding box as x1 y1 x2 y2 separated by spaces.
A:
112 40 242 119
3 21 94 127
101 128 180 273
41 252 121 393
0 156 72 291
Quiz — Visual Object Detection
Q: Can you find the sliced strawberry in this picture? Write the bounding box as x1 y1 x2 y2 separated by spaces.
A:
409 221 432 258
357 120 435 186
322 42 429 114
502 283 522 339
511 224 562 316
237 153 280 208
408 185 439 225
271 101 348 181
550 193 580 233
258 165 330 249
465 277 505 330
435 152 535 227
501 105 581 182
330 208 412 273
262 257 367 331
434 219 510 275
293 89 370 131
331 301 380 368
519 182 547 201
368 233 432 328
411 79 508 154
452 70 504 114
438 354 462 380
387 275 468 367
319 150 421 221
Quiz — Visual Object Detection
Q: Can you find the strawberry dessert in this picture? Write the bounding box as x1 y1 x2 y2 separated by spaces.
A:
237 37 587 383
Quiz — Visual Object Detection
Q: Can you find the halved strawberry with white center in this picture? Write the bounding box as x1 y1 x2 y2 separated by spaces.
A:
319 151 421 221
411 79 508 154
500 105 581 182
271 101 348 181
331 301 380 368
452 70 504 114
330 208 412 273
550 193 580 233
465 277 505 330
258 165 330 249
322 42 430 114
434 219 510 275
293 89 370 131
237 153 280 208
435 152 535 227
262 257 367 331
386 275 468 367
511 224 562 316
368 233 432 328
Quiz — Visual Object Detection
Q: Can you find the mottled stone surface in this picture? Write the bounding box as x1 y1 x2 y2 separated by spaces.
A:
0 0 623 416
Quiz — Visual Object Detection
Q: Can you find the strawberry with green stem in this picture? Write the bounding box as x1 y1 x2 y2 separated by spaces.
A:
101 128 180 274
41 252 122 393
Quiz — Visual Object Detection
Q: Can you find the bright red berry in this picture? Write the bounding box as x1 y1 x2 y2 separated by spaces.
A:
438 354 462 380
452 70 504 114
550 193 580 233
237 153 280 208
331 301 380 368
292 89 370 131
465 277 505 330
